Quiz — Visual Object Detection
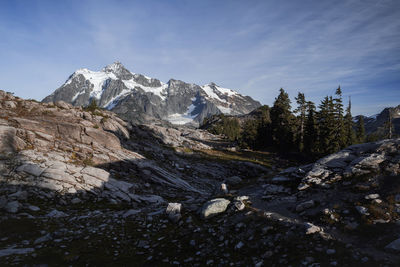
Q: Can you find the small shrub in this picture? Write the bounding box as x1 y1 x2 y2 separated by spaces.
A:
85 99 99 113
82 158 94 166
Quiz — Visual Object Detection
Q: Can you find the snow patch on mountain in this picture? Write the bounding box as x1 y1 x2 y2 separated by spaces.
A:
104 88 132 109
201 84 227 103
66 68 118 99
166 103 199 125
214 85 239 97
217 105 232 114
122 78 168 100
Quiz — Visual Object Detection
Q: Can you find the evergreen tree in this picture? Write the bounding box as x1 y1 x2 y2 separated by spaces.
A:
304 101 318 154
343 97 356 146
318 96 336 154
240 120 259 149
256 105 272 148
356 116 366 143
222 117 240 141
387 109 394 139
270 88 294 150
86 99 99 112
294 92 307 152
333 86 345 149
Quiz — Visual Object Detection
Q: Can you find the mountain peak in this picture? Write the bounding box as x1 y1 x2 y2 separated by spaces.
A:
103 61 125 73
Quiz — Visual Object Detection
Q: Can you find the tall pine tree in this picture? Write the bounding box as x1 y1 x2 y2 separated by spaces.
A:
304 101 318 154
318 96 336 154
343 97 356 146
333 86 345 149
356 116 366 143
270 88 294 150
294 92 307 152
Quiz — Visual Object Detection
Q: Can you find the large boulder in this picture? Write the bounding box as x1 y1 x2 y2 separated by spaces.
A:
201 198 230 219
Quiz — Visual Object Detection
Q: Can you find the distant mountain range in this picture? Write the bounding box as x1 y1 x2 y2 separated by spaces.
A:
42 62 261 125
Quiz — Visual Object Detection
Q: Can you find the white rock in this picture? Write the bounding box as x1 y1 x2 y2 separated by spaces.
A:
81 166 110 181
201 198 231 219
234 201 245 211
365 194 379 200
82 174 104 188
220 183 228 194
166 203 182 222
234 196 249 201
41 169 77 185
304 222 321 235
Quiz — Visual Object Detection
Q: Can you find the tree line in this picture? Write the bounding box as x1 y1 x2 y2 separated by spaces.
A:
203 87 394 157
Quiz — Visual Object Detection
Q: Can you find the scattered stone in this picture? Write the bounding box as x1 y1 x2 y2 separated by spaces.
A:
365 194 379 200
235 241 244 249
166 203 182 223
220 183 228 194
296 200 315 212
372 199 382 204
46 209 68 218
355 206 369 216
304 223 322 235
234 200 245 211
234 196 249 201
71 198 81 204
28 205 40 212
5 201 19 213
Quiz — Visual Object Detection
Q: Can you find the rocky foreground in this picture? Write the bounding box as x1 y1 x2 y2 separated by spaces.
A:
0 90 400 266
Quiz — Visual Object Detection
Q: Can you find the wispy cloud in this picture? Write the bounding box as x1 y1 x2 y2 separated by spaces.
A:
0 0 398 116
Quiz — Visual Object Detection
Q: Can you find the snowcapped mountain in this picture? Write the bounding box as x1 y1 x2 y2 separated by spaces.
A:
43 62 261 125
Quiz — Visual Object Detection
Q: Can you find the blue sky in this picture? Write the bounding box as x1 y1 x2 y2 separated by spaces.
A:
0 0 399 115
